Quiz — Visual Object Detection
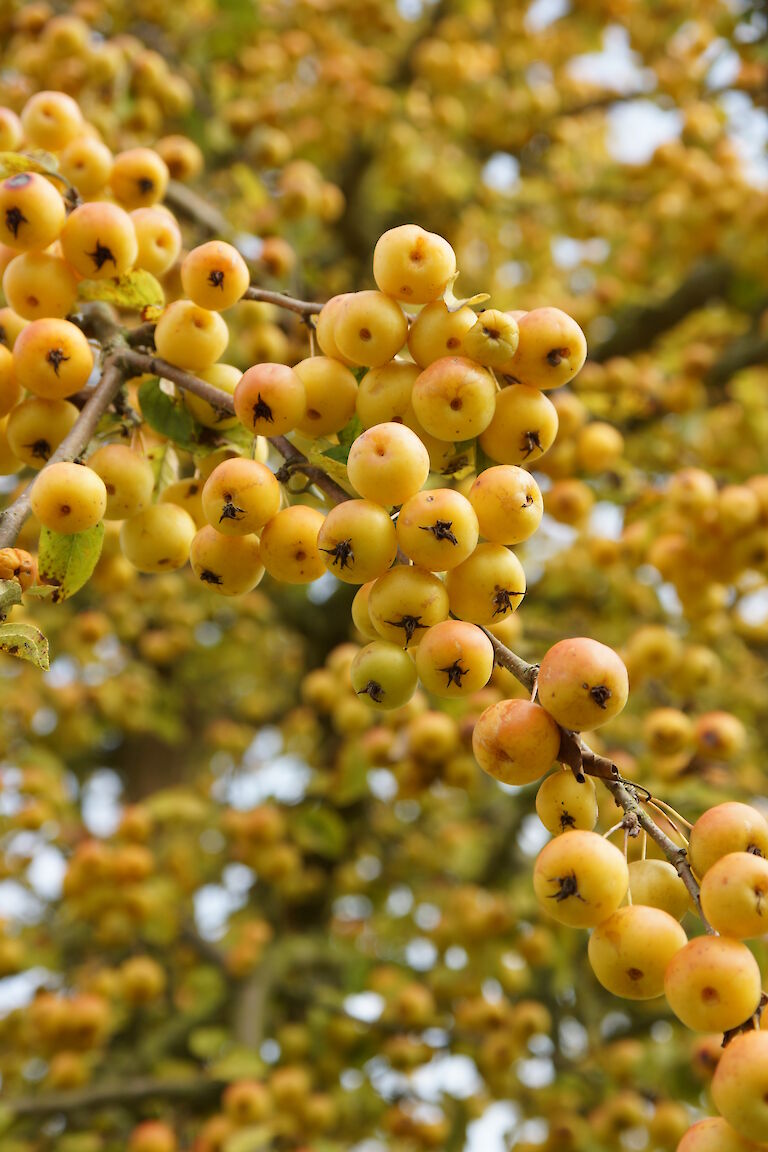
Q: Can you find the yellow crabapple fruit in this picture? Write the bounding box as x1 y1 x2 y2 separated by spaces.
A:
258 505 326 583
0 344 20 416
507 307 587 390
88 444 155 520
154 301 228 371
468 465 543 545
356 361 419 428
473 698 561 786
373 224 457 304
31 462 107 534
445 542 526 624
627 859 690 921
0 173 66 252
411 356 496 441
664 936 763 1032
317 499 397 584
415 619 494 698
21 91 83 150
190 526 264 595
120 504 197 572
13 318 93 399
689 802 768 877
368 565 449 647
109 147 169 210
346 422 429 506
160 479 206 528
694 711 747 760
643 707 695 758
462 309 519 368
0 306 27 349
234 362 306 436
155 135 204 182
222 1080 272 1125
333 290 408 368
184 363 240 430
0 108 23 152
3 251 78 321
407 301 476 367
545 477 595 525
576 422 625 473
479 384 558 466
351 582 379 641
396 488 478 570
202 458 281 536
676 1117 762 1152
293 357 358 437
711 1030 768 1145
537 637 629 731
587 905 688 1000
0 416 20 475
315 294 355 365
350 640 418 710
535 770 598 834
6 396 79 469
60 201 138 279
131 207 182 277
699 851 768 939
533 830 629 928
59 137 114 198
181 241 250 311
128 1120 177 1152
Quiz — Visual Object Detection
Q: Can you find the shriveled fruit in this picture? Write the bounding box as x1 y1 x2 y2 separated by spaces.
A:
351 640 418 710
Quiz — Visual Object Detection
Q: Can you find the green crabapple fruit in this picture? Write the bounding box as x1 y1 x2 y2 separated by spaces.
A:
587 905 688 1000
414 619 494 698
31 462 107 534
346 421 430 507
473 698 561 786
350 640 418 710
533 830 629 928
537 637 630 731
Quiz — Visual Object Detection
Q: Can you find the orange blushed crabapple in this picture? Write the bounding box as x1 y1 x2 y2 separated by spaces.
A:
373 223 457 305
677 1117 762 1152
183 363 240 430
154 301 229 371
368 565 449 648
351 640 418 710
462 309 519 368
445 542 526 625
506 307 587 390
12 318 93 399
664 935 763 1032
396 488 479 570
0 344 21 416
406 301 477 367
190 526 264 596
533 829 629 928
222 1080 272 1125
3 251 79 321
128 1120 177 1152
131 207 182 278
155 135 204 183
59 137 114 199
30 462 107 534
181 241 250 312
694 711 747 760
316 499 397 584
711 1029 768 1145
293 356 358 437
346 422 429 507
258 504 326 584
120 504 197 573
109 147 169 211
587 905 688 1000
479 384 559 466
60 201 138 280
87 444 155 520
473 698 561 786
411 356 497 441
699 851 768 938
688 802 768 877
234 362 306 436
356 361 419 428
6 396 79 469
0 173 66 252
415 619 494 698
202 457 281 537
333 290 408 368
537 637 630 731
20 90 83 150
468 465 543 546
535 769 598 834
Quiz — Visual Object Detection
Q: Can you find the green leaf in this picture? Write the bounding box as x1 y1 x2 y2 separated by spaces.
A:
146 442 181 494
209 1047 265 1082
38 523 105 602
188 1026 231 1060
23 583 57 600
292 806 347 859
0 578 22 619
0 149 60 180
321 415 363 465
78 269 165 311
138 377 200 450
0 622 49 670
217 423 255 454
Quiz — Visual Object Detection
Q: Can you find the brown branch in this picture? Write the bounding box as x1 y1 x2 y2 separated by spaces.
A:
480 626 539 693
705 330 768 393
242 285 323 317
9 1075 226 1119
164 178 233 238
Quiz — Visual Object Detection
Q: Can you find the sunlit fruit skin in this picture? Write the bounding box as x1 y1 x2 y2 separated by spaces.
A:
463 309 519 368
711 1030 768 1145
351 581 379 640
627 859 690 921
181 240 250 311
155 301 229 371
415 619 494 698
0 108 23 152
0 344 20 417
356 361 419 428
131 206 182 277
31 461 107 534
676 1117 763 1152
346 422 430 507
411 356 496 441
699 851 768 939
350 640 418 710
13 318 94 399
293 356 358 436
0 173 66 252
368 565 449 647
234 362 306 436
445 542 526 625
6 396 79 469
190 525 264 596
373 224 457 304
664 936 763 1032
88 444 154 520
184 363 240 430
537 637 629 731
587 905 687 1000
109 147 169 210
59 137 114 198
407 301 476 366
258 504 326 583
315 294 355 365
533 830 629 928
159 478 206 528
202 458 281 537
468 465 543 545
479 384 558 465
317 499 397 585
3 251 79 321
120 504 197 573
0 306 27 350
473 698 561 786
333 290 408 367
576 420 624 472
535 769 597 834
506 307 587 390
688 802 768 878
60 201 138 280
21 90 82 150
396 488 479 570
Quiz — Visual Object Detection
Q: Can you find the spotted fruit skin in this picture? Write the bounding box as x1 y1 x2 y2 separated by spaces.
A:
537 637 629 731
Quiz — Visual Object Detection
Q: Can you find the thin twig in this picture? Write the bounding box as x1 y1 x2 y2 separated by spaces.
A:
242 285 323 317
10 1075 226 1118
